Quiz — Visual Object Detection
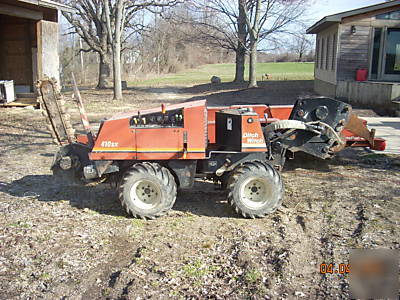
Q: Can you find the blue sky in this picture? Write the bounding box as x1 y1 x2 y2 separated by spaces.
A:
310 0 384 22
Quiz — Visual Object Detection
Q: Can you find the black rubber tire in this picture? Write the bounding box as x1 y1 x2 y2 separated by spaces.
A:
51 145 82 185
227 161 283 218
119 162 177 219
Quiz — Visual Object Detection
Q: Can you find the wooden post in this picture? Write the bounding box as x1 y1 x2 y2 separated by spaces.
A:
36 20 60 82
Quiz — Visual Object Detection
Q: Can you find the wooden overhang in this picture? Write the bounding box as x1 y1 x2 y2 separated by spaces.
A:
0 0 73 22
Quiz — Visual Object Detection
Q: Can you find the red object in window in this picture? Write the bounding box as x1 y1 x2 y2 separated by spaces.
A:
356 69 368 81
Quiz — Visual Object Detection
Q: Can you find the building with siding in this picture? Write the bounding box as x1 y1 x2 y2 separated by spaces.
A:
0 0 72 105
307 0 400 113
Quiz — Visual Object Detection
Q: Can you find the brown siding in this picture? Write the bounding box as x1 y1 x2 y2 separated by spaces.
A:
336 4 400 81
314 24 339 85
0 15 35 87
341 4 400 25
337 25 371 81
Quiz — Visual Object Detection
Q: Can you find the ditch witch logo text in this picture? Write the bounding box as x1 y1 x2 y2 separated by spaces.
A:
243 132 264 144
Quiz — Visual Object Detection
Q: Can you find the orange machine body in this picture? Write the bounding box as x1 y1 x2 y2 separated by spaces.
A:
89 100 207 161
240 114 268 152
79 100 383 162
206 104 293 144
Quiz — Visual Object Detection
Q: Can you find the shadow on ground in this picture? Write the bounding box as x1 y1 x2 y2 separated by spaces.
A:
126 86 185 94
2 148 398 220
0 176 236 218
61 81 387 116
284 147 399 172
69 81 315 106
181 80 315 106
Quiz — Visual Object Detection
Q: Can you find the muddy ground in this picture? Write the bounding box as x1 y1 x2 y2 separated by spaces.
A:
0 81 398 299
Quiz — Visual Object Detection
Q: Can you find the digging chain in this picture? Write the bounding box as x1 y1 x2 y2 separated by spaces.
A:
37 78 75 145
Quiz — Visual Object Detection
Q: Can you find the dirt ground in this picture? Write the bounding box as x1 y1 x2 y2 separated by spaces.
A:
0 81 399 299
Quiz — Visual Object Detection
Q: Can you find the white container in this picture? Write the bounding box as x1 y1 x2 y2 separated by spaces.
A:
0 80 15 103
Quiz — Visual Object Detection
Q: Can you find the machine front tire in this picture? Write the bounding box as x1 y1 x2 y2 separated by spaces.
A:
227 161 283 218
119 162 177 219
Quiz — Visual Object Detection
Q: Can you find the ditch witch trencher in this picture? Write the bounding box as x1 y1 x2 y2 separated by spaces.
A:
38 78 386 219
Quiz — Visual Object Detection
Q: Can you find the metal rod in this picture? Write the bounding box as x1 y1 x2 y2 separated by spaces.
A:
71 72 95 146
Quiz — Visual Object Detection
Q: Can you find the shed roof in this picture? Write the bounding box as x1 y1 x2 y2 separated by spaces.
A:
307 0 400 34
17 0 74 13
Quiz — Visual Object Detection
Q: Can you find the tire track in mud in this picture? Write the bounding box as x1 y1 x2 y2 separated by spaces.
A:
59 231 148 299
314 189 364 299
218 225 294 298
266 210 319 297
316 193 346 299
270 214 291 293
352 203 367 239
102 246 147 299
338 200 369 298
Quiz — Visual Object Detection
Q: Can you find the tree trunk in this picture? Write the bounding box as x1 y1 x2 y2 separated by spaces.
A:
234 0 246 83
234 49 246 83
107 0 124 100
248 38 258 88
242 0 261 88
112 43 123 100
97 52 112 89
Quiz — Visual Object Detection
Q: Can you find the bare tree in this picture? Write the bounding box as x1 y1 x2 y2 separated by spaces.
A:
109 1 181 100
241 0 310 88
241 0 260 88
168 1 249 83
236 2 247 82
62 1 113 89
291 32 312 62
174 0 309 86
137 10 227 75
104 0 125 99
63 0 181 99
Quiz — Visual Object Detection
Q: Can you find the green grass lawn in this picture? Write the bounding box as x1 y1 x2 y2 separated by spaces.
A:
129 62 314 86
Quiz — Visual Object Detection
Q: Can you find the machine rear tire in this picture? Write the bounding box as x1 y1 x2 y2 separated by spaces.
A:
227 161 283 218
119 162 177 219
51 145 83 185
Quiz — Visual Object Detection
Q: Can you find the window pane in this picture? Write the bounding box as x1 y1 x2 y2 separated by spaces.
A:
326 36 330 70
371 28 382 77
376 12 389 19
391 11 400 19
376 10 400 20
321 38 325 69
332 33 337 70
384 28 400 74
